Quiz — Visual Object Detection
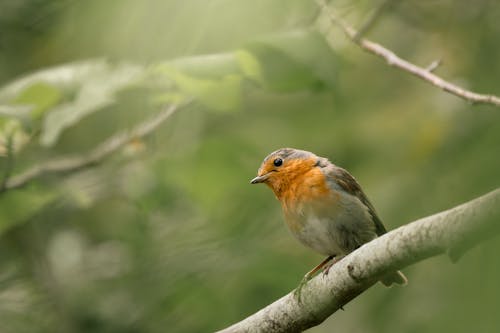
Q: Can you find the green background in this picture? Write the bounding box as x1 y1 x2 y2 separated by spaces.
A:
0 1 499 332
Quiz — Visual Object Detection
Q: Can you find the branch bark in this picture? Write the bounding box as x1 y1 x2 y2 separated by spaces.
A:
315 0 500 107
1 100 192 193
216 188 500 333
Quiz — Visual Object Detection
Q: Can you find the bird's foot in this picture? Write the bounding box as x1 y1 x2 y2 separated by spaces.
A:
294 255 343 303
322 255 345 276
293 274 312 303
322 260 335 276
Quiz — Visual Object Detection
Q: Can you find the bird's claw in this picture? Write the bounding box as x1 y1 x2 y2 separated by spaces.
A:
293 275 312 303
322 260 334 276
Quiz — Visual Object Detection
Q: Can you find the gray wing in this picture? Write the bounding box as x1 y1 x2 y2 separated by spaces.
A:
323 163 388 236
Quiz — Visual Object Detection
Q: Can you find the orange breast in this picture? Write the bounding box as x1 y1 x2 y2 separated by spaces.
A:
279 165 340 233
280 165 331 205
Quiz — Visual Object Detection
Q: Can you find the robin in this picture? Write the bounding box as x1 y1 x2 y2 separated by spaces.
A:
250 148 407 297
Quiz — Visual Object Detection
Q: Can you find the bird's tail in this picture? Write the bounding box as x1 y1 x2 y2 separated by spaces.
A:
381 270 408 287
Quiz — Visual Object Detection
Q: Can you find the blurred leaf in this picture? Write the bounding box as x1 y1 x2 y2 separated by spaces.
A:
150 90 189 106
168 53 241 79
0 105 33 120
0 82 60 155
0 119 31 156
0 187 57 235
238 30 337 92
0 60 101 101
235 50 262 82
39 61 143 147
240 43 322 91
150 31 338 111
257 30 339 87
11 82 62 120
0 60 144 147
155 65 242 112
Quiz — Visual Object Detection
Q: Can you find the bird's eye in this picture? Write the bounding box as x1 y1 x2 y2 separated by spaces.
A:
273 158 283 167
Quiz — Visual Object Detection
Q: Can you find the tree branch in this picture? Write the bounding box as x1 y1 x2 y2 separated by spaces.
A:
216 188 500 333
0 100 192 193
315 0 500 107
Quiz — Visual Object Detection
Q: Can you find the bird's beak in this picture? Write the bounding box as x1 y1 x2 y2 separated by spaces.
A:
250 174 269 184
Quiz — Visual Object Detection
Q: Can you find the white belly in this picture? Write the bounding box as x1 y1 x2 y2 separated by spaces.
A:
292 214 344 256
286 194 377 256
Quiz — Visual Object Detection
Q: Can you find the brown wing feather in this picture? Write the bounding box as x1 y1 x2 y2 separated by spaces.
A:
330 166 388 236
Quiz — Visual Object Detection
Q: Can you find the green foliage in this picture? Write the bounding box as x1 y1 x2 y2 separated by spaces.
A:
40 62 143 147
153 30 337 111
0 1 499 333
12 82 62 120
155 63 243 111
0 186 57 234
0 60 144 147
239 30 337 91
0 30 335 154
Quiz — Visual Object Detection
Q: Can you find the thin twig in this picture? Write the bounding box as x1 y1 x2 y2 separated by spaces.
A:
425 59 442 73
1 100 191 193
316 0 500 107
217 188 500 332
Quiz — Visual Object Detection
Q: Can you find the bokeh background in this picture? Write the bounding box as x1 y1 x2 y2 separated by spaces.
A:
0 0 499 332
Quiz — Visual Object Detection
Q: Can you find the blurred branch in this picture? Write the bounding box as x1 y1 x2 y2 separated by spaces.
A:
0 100 191 193
217 188 500 332
316 0 500 107
425 59 442 73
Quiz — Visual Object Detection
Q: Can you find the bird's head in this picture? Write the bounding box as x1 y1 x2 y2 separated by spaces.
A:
250 148 322 198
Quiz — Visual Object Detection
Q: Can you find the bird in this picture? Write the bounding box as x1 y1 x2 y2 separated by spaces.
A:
250 148 407 297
